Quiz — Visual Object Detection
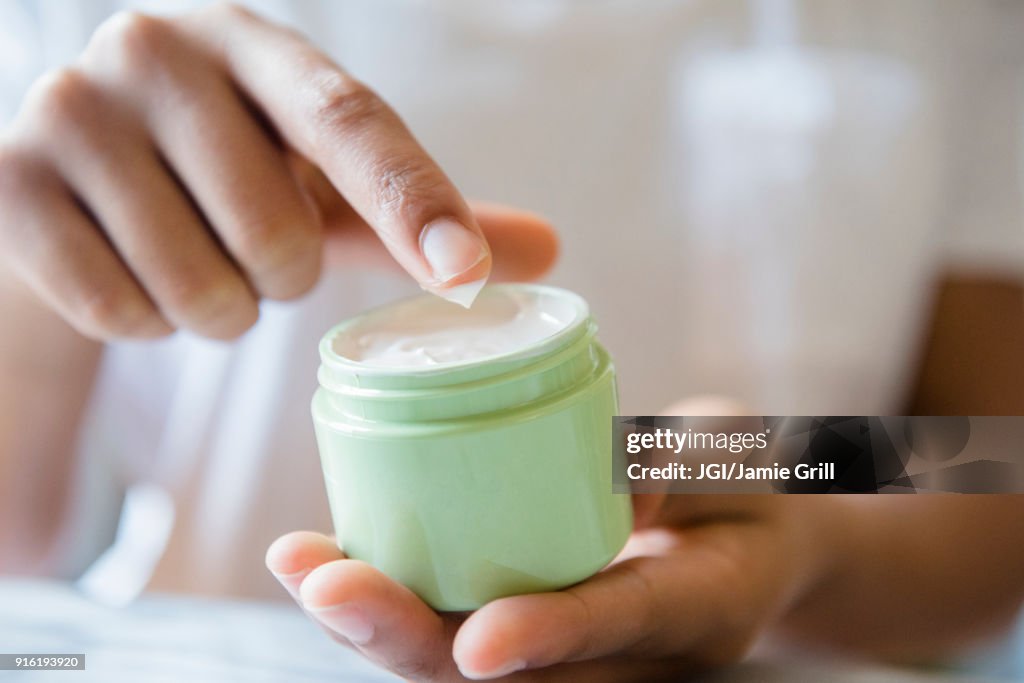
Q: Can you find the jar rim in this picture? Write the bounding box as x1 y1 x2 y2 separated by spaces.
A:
318 283 591 381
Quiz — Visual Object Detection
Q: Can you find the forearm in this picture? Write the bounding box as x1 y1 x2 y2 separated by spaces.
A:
778 495 1024 660
777 275 1024 658
0 269 102 573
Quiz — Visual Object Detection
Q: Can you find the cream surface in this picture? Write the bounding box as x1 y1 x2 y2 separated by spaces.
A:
333 287 579 368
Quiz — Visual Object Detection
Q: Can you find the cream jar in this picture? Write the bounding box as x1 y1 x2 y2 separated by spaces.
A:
312 284 632 611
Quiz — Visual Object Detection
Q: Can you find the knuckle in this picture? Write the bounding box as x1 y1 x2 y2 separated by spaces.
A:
89 10 178 74
202 1 257 23
26 67 100 129
371 158 448 222
308 78 388 137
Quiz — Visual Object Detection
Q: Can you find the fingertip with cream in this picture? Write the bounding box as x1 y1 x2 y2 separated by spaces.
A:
419 217 490 307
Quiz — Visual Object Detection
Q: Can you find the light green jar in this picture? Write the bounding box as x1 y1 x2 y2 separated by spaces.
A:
311 284 632 611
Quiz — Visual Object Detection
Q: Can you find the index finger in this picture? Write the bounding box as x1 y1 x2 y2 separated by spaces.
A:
186 4 491 306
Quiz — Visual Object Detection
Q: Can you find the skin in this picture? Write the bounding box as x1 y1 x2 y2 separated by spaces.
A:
0 4 1021 681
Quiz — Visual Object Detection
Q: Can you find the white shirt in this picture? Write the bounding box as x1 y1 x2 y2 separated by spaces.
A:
2 0 1022 600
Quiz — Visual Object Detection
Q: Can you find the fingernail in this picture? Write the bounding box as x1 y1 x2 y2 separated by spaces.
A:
420 218 488 285
306 604 375 645
458 658 527 680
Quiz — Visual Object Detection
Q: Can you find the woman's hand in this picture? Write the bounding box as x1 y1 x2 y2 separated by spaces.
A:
0 3 557 340
266 498 833 682
266 390 840 683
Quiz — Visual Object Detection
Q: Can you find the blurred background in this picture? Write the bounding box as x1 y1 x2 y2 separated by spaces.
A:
0 0 1022 677
3 0 1021 416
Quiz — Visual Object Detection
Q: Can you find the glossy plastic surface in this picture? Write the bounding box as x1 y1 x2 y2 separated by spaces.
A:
312 285 633 610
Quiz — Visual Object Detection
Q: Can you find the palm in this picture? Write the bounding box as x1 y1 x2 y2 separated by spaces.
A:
267 495 805 682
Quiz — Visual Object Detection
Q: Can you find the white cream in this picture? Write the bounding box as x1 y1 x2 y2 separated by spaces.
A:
333 287 580 368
